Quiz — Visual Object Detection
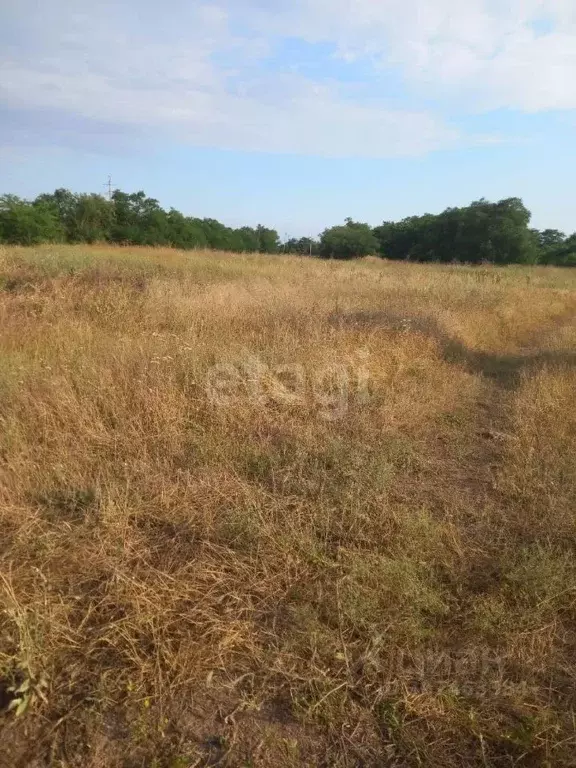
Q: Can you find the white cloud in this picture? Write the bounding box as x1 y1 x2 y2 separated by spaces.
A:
0 1 465 157
2 0 574 160
250 0 576 111
0 63 458 157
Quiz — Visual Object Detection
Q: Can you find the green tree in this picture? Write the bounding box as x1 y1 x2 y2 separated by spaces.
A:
558 235 576 266
0 195 63 245
34 189 114 243
110 190 169 244
34 188 77 233
374 198 537 264
536 229 566 249
284 237 319 256
199 218 238 251
537 232 576 266
68 194 114 243
234 226 260 252
320 219 379 259
165 210 208 249
255 225 280 254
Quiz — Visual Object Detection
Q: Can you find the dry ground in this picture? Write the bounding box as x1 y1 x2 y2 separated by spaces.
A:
1 245 576 767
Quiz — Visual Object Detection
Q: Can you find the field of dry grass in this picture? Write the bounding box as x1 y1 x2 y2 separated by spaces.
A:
1 244 576 767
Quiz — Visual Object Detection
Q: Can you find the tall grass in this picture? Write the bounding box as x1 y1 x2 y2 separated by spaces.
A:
1 244 576 766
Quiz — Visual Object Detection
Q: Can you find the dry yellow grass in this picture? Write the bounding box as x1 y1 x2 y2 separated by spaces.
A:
1 244 576 767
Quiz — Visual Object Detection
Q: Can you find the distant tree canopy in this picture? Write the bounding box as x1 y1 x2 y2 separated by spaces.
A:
1 188 575 266
0 194 64 245
0 189 280 254
533 229 576 267
373 198 539 265
319 219 380 260
283 237 320 256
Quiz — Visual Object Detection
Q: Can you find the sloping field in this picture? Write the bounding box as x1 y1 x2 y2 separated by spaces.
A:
1 245 576 767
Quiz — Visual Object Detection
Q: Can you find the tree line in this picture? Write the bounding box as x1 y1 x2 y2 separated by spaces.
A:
1 189 575 266
0 189 280 254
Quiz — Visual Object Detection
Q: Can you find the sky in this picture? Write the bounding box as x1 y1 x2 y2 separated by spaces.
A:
1 0 576 238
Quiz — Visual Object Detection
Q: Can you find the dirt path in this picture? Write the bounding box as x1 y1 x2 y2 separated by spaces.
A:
412 303 576 521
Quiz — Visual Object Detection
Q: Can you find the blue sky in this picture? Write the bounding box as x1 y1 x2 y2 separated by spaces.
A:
1 0 576 237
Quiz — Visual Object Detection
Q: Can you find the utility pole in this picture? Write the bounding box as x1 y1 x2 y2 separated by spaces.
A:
104 175 115 200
